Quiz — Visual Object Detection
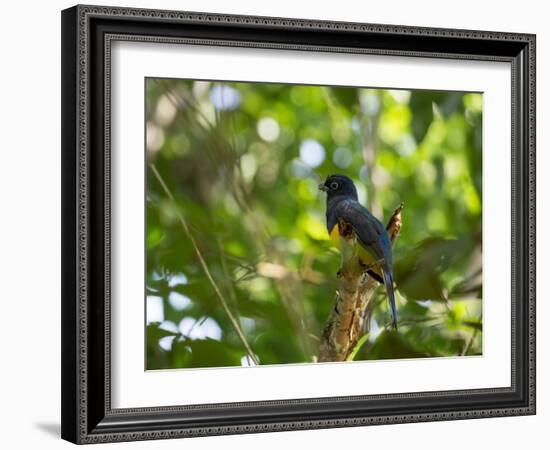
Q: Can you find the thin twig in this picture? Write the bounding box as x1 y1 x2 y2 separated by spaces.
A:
461 314 482 356
216 236 249 339
150 163 259 365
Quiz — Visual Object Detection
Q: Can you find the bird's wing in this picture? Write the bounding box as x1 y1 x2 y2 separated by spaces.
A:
334 199 392 266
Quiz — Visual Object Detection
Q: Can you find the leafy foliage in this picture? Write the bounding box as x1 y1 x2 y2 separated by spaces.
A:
145 79 483 369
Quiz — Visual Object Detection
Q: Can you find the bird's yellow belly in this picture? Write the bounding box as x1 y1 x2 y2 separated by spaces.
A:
357 245 383 277
329 223 341 243
330 223 382 277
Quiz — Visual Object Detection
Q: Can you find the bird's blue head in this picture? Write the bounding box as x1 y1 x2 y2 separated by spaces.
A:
318 174 358 201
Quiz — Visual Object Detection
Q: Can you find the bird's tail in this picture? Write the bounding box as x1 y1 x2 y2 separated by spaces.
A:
382 269 398 330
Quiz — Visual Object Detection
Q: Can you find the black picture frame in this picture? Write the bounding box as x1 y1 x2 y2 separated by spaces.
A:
61 4 536 444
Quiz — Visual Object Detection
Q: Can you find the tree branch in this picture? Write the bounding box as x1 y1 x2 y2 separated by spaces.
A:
318 203 403 362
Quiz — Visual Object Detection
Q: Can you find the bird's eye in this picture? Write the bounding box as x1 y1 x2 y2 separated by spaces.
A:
330 181 339 190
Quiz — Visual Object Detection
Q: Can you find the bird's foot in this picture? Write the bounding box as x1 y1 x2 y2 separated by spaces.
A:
360 258 386 271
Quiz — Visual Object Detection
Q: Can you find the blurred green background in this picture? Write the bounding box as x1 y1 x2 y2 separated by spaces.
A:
145 78 483 370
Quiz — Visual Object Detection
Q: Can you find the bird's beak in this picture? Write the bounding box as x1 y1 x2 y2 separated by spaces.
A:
318 183 329 192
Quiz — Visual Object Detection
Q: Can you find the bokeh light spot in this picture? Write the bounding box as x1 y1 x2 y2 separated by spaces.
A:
168 292 192 311
159 336 176 351
333 147 353 168
146 296 164 324
299 139 325 168
159 320 179 334
210 84 241 111
146 122 165 154
388 89 411 104
179 317 222 340
155 94 177 126
240 153 258 182
257 117 280 142
168 273 188 287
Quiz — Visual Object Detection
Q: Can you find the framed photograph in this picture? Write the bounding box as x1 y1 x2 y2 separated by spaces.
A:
61 4 536 444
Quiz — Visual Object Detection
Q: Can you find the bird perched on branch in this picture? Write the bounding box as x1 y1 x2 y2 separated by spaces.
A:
319 174 398 329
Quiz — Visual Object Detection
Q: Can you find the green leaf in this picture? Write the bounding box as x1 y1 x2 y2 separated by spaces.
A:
184 338 243 368
368 330 428 360
346 333 370 361
394 237 473 301
329 87 359 111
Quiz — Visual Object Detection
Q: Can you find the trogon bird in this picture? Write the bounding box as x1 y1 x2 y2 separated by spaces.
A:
319 174 398 329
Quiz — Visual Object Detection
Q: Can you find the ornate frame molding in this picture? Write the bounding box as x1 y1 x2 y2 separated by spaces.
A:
61 4 536 444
